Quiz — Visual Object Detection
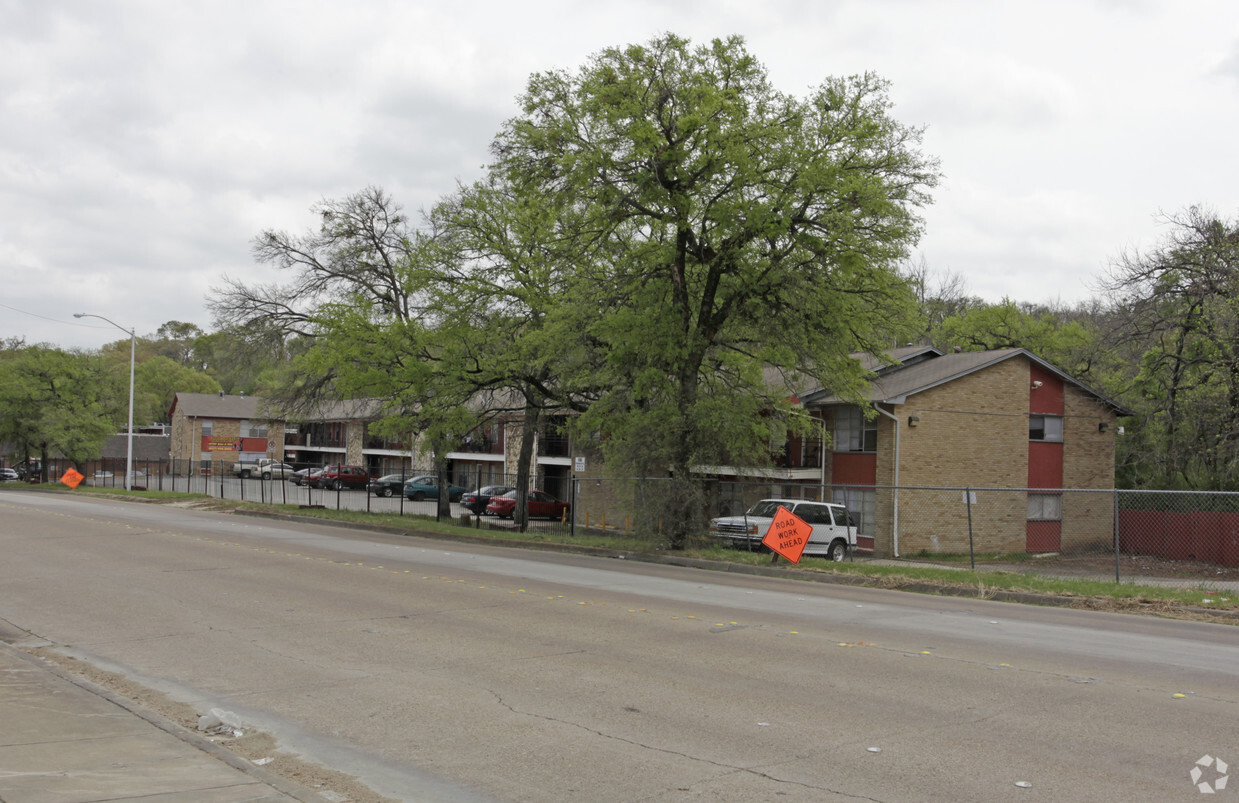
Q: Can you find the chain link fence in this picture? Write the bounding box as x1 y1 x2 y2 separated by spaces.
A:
686 479 1239 589
19 459 1239 589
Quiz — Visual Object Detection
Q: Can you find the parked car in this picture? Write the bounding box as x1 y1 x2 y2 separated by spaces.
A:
367 474 407 497
290 468 321 486
485 489 571 520
88 469 149 487
233 458 295 479
311 465 370 491
91 469 148 480
403 475 467 502
0 468 18 482
709 499 858 561
460 485 514 515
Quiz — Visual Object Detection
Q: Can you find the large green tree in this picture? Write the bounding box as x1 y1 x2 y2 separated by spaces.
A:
491 34 939 542
305 176 588 525
0 346 125 477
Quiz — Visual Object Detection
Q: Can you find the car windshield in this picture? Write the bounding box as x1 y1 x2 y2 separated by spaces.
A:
745 500 782 518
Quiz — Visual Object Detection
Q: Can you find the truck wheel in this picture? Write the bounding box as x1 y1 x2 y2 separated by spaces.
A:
241 469 251 479
827 539 848 562
261 472 272 480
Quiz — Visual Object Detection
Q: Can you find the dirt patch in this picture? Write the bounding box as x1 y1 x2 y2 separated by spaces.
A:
970 551 1239 583
862 572 1239 624
27 648 396 803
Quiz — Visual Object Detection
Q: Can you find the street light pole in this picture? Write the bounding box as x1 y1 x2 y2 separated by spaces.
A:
74 313 135 491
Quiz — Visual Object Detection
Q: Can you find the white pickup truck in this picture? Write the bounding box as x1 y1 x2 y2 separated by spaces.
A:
232 458 295 480
709 499 858 561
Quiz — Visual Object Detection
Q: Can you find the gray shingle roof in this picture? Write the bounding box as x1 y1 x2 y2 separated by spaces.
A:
169 393 269 420
169 393 385 423
802 348 1134 415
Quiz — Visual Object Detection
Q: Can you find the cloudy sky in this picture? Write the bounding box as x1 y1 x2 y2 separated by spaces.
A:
3 0 1238 350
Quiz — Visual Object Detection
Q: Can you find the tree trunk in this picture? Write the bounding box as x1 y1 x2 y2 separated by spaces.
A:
514 403 540 533
435 456 451 520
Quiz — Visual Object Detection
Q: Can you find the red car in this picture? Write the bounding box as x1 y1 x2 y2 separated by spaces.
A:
485 489 570 520
310 465 370 490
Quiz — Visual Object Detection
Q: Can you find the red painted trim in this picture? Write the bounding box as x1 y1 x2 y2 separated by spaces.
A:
1028 442 1063 488
832 452 876 485
1026 520 1061 552
1029 363 1064 415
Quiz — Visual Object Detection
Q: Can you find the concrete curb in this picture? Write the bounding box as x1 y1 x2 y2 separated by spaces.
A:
0 640 331 802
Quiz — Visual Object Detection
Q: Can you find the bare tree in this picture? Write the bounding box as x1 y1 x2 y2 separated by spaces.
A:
1101 206 1239 488
210 187 421 338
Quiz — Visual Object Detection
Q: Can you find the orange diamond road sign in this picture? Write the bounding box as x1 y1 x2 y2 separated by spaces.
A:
60 468 84 489
762 505 812 564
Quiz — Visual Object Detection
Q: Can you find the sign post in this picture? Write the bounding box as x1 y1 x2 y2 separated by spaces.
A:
761 505 812 564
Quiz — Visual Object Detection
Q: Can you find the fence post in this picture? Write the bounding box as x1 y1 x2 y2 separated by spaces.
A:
965 488 975 571
571 478 577 538
1113 489 1121 584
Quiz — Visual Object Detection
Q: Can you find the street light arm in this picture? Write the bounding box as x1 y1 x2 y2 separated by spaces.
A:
76 312 136 491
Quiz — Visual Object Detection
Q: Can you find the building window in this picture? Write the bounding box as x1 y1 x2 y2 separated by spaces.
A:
1027 493 1062 521
200 420 213 436
832 486 875 536
833 406 877 453
240 420 269 438
1029 415 1063 442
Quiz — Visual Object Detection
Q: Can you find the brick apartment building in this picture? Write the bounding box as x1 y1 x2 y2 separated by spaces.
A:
792 346 1131 557
169 347 1129 557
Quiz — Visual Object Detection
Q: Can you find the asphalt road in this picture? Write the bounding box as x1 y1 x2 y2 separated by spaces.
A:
1 490 1237 801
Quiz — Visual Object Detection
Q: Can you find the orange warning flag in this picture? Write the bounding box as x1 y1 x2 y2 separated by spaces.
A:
762 505 812 564
60 468 85 489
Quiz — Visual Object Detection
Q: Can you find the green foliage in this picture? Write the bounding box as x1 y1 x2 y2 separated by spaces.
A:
1104 207 1239 489
491 34 938 541
933 299 1099 377
0 345 125 467
133 356 220 424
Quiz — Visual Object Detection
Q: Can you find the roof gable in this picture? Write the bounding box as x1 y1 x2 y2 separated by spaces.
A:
803 348 1134 416
168 393 268 421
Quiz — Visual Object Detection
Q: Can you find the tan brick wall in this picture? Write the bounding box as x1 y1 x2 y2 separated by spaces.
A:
1061 386 1119 550
873 357 1030 554
1063 387 1117 489
898 357 1030 489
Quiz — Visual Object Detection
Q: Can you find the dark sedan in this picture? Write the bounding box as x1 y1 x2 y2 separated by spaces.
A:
460 485 514 515
290 468 323 486
367 474 407 497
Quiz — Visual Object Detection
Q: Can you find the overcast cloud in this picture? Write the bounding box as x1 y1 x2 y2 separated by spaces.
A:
3 0 1237 349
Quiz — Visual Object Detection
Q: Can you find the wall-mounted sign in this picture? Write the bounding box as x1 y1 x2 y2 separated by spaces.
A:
204 437 242 452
